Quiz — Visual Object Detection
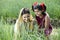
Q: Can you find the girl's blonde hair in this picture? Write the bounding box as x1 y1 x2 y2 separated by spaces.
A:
16 8 34 31
14 8 34 40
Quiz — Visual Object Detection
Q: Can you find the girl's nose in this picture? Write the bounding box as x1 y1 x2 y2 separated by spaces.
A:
35 12 38 14
26 18 28 21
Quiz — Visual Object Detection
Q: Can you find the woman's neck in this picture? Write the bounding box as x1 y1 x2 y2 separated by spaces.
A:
39 14 43 18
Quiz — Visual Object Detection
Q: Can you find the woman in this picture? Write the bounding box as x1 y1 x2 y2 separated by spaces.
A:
14 8 35 40
32 2 52 39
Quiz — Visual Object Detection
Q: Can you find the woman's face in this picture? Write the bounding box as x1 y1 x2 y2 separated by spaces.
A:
34 9 42 16
22 13 30 22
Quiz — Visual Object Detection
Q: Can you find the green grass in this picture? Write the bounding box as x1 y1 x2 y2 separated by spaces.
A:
0 0 60 19
0 21 60 40
0 22 14 40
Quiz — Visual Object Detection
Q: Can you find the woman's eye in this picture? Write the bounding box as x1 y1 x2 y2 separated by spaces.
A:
27 16 30 17
27 16 30 18
24 17 26 18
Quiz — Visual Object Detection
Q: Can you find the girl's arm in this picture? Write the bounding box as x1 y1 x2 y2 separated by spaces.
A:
45 14 50 29
14 19 20 40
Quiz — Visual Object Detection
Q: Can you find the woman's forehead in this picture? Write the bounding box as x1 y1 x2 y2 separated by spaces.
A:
22 14 30 16
34 9 39 11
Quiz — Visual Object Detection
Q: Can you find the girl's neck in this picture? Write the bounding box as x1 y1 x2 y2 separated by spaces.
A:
39 14 43 18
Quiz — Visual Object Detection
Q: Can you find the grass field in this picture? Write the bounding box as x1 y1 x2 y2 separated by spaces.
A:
0 0 60 19
0 0 60 40
0 22 60 40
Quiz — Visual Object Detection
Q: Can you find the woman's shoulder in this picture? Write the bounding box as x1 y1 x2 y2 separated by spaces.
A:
45 12 50 17
44 12 50 19
45 12 51 21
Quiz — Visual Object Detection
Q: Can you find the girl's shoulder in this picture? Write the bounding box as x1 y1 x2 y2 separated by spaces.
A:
45 12 51 22
45 12 50 17
45 12 50 19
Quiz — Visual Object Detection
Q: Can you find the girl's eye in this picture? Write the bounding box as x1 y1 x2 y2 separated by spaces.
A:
27 16 30 17
27 16 30 18
24 17 26 18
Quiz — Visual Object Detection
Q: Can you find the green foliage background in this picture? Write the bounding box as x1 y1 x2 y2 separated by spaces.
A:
0 0 60 19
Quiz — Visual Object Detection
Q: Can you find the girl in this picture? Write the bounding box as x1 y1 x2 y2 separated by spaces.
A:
32 2 52 39
14 8 37 40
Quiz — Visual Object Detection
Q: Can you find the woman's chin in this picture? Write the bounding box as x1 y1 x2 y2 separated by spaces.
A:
24 21 27 23
24 21 28 23
36 15 40 17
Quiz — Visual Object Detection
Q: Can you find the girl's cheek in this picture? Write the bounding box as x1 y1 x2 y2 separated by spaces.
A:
24 18 26 21
23 18 25 21
24 19 28 22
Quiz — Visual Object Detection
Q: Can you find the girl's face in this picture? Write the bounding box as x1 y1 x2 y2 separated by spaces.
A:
34 9 42 16
22 13 30 22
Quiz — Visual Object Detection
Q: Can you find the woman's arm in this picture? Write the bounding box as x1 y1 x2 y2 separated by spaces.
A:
45 14 50 29
14 19 20 40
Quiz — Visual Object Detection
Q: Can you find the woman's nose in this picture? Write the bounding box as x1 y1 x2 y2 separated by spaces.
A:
26 18 28 20
35 12 38 14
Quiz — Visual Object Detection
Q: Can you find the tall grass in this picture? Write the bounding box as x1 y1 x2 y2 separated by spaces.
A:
0 20 60 40
0 21 46 40
0 0 60 19
0 21 14 40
